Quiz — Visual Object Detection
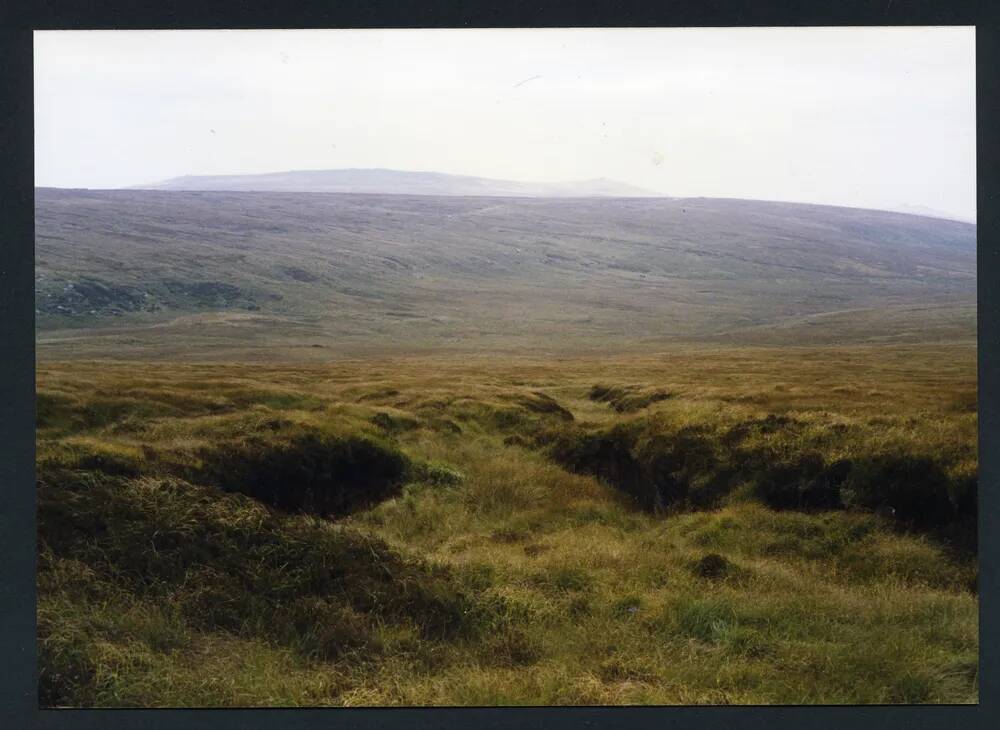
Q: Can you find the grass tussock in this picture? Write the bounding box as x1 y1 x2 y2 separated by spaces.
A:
589 384 674 413
38 470 510 706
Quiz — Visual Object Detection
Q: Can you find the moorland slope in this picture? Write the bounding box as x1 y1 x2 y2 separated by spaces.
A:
35 189 976 359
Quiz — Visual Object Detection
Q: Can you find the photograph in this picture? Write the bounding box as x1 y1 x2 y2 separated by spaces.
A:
32 27 978 707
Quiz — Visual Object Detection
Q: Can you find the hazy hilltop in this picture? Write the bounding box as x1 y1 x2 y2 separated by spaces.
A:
34 187 976 359
135 168 660 198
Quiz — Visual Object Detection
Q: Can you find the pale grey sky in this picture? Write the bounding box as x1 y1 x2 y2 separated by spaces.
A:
34 27 976 220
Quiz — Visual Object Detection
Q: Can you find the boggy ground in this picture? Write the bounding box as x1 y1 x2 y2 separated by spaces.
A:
36 342 978 706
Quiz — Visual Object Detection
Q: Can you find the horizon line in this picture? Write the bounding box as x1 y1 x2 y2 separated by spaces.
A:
33 166 977 225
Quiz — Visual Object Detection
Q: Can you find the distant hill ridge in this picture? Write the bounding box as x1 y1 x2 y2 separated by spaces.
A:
135 168 662 198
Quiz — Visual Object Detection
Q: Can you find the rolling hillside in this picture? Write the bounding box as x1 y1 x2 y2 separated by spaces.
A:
35 188 976 359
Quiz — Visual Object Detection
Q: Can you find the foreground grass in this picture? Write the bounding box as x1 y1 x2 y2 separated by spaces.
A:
36 343 978 705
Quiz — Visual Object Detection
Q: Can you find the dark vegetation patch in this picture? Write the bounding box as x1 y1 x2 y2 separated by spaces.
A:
35 276 269 321
547 416 976 552
160 280 257 309
194 429 411 517
548 421 728 512
37 469 505 706
752 454 848 511
589 384 673 413
36 279 155 317
692 553 731 580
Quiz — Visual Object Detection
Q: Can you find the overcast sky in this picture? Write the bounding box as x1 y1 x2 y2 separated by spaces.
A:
34 28 976 220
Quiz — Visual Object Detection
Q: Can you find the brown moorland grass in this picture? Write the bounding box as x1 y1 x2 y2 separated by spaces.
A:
36 342 978 706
